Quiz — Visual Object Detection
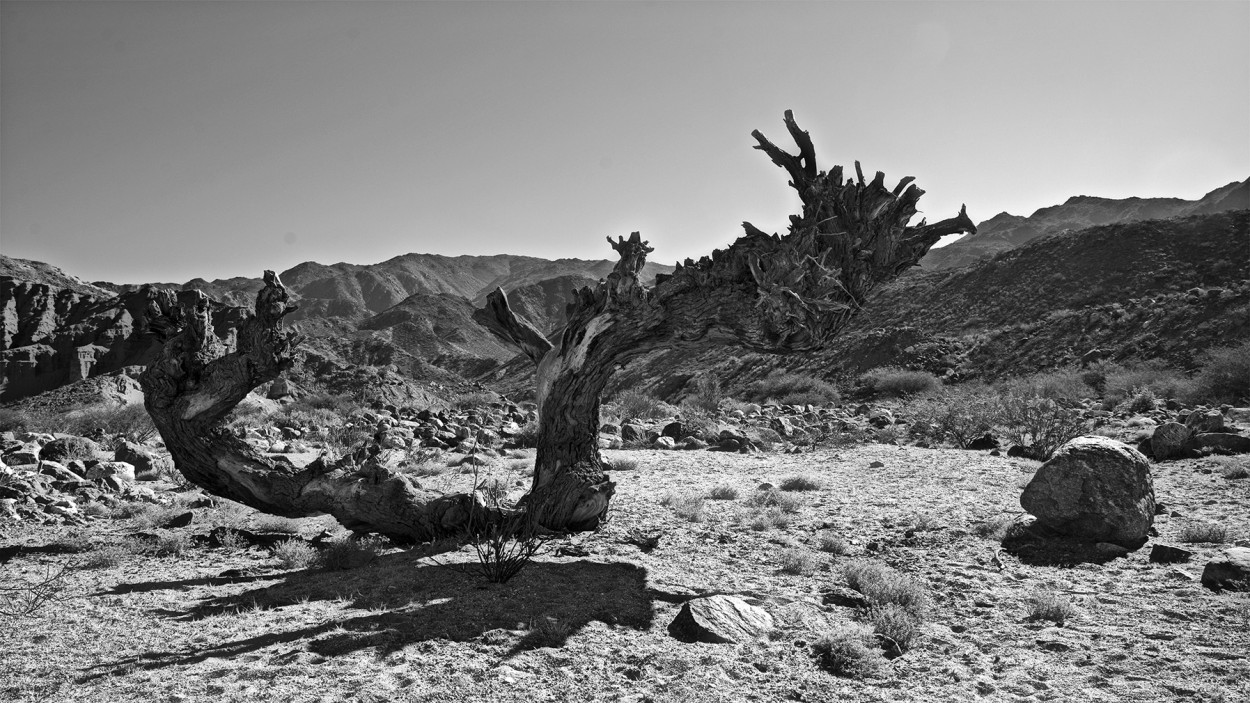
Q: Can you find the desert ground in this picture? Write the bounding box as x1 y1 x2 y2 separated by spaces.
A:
3 442 1248 703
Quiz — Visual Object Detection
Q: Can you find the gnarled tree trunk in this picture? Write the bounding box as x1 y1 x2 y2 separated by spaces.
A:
140 110 975 542
474 110 976 532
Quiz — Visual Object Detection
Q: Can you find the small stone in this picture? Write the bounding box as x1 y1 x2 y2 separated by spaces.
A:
667 595 774 644
868 461 885 469
1149 544 1194 564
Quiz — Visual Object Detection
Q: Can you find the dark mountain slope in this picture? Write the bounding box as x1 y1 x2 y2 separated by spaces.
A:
920 178 1249 271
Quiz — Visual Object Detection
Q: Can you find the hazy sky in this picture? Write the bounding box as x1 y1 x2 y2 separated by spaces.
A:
2 1 1247 284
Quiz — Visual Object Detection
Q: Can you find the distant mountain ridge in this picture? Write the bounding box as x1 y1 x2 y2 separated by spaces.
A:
920 178 1250 270
0 250 672 404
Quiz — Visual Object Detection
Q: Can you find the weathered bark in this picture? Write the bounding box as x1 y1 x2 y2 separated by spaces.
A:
475 110 977 532
139 272 484 543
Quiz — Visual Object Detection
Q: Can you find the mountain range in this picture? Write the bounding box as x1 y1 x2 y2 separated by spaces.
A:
2 178 1246 408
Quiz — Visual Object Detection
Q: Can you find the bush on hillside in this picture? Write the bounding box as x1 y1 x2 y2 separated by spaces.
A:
1100 361 1194 408
912 385 1001 448
997 395 1088 460
858 367 940 398
1189 340 1250 404
745 370 840 407
609 389 670 421
996 369 1091 402
684 373 724 413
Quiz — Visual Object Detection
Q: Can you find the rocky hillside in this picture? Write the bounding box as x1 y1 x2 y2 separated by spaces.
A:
0 252 671 405
484 209 1249 404
919 178 1249 271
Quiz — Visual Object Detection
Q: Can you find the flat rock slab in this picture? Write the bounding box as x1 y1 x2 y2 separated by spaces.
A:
667 594 773 644
1201 547 1250 592
1020 435 1155 547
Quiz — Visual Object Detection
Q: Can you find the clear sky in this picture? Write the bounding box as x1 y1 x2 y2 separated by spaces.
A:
2 1 1247 285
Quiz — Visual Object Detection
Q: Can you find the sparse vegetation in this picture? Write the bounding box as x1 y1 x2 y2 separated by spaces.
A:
272 539 319 570
253 515 303 534
859 366 940 397
706 484 739 500
778 548 817 575
812 625 884 679
780 472 820 490
321 535 388 571
749 507 791 531
843 560 930 619
1190 340 1250 404
866 602 921 651
1026 590 1077 626
1179 522 1229 544
974 515 1016 541
745 488 803 513
996 395 1088 460
660 491 706 522
745 370 840 407
818 533 850 555
610 389 668 421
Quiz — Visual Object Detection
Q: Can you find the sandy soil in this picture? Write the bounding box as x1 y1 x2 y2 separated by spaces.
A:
2 444 1248 703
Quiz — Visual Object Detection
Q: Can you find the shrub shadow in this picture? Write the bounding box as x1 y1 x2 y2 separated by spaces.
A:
79 550 654 681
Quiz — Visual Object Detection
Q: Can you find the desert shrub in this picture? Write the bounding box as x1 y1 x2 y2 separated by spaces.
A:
779 475 822 492
745 370 840 407
80 544 127 570
842 561 930 618
0 407 76 435
866 602 922 651
973 515 1015 541
746 488 802 513
778 548 817 575
117 503 182 529
996 395 1088 460
1216 458 1250 480
1120 386 1158 413
859 366 940 397
215 529 249 552
253 515 303 534
80 501 111 518
290 392 360 416
525 616 572 648
1102 361 1195 407
322 535 388 571
452 391 498 410
466 513 548 584
606 457 639 472
749 507 791 531
706 484 739 500
660 491 705 522
510 420 540 449
812 625 883 679
910 388 997 448
677 406 719 441
64 404 158 444
996 369 1091 402
611 389 668 421
272 540 319 570
818 533 850 555
1026 590 1076 626
129 532 191 557
0 564 72 618
1179 522 1228 543
1189 340 1250 404
684 373 724 413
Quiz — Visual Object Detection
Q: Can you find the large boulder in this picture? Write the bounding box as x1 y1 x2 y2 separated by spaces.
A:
1020 436 1155 548
1189 433 1250 454
1151 422 1194 461
667 595 774 644
1201 548 1250 592
39 436 99 464
1184 409 1225 434
114 440 173 480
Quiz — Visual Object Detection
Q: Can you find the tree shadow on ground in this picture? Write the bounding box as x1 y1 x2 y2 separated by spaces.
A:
1001 522 1133 567
78 550 654 682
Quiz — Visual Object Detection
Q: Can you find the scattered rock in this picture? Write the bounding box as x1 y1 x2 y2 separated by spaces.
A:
1019 436 1155 547
1184 409 1225 434
86 461 136 484
667 595 774 644
114 440 173 480
1190 433 1250 454
653 436 677 450
1200 547 1250 592
1151 423 1194 461
1150 544 1194 564
38 436 99 464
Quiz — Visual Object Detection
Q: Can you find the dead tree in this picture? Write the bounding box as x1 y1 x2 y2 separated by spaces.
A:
474 111 975 533
140 110 974 542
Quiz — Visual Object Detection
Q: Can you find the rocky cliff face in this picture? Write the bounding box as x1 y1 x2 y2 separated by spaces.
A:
0 275 246 403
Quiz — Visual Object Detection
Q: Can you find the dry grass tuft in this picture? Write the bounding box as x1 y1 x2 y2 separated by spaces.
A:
843 560 930 619
818 533 851 555
1179 522 1229 543
779 475 822 492
745 488 802 513
1026 590 1077 626
706 484 740 500
273 539 319 570
660 491 706 522
778 548 818 575
811 625 883 679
